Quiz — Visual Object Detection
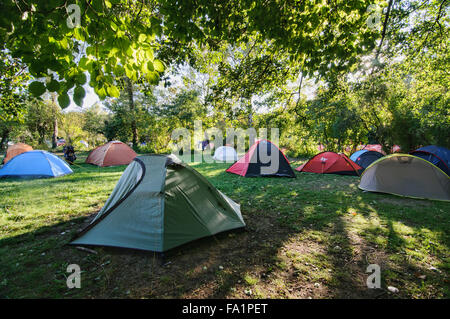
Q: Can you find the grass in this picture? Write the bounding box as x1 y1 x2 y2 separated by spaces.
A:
0 153 449 298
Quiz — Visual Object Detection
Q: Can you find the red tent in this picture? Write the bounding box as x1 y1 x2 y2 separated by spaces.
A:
296 151 362 176
226 139 295 178
391 145 401 153
364 144 386 155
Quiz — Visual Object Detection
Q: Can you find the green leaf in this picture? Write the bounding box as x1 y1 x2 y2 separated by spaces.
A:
74 85 86 98
145 71 159 85
95 86 107 100
107 85 120 97
126 46 134 57
145 49 154 61
73 28 85 41
29 62 46 77
79 57 90 70
147 61 154 72
57 92 70 108
91 0 103 12
138 34 146 42
29 81 46 97
125 66 134 79
46 80 60 92
153 59 164 73
73 86 85 107
76 73 87 85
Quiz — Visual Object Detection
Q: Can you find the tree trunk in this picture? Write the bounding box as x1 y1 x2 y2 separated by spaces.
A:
0 128 10 151
51 94 58 149
247 100 253 127
52 117 58 149
39 128 45 145
375 0 394 61
125 77 138 147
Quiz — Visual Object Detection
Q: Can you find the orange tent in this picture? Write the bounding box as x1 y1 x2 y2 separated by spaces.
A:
85 141 137 167
3 143 33 164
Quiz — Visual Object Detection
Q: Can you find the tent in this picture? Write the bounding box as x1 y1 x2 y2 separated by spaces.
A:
359 154 450 201
85 141 137 167
296 151 362 176
226 139 295 178
3 143 33 164
364 144 386 155
357 144 386 155
350 150 384 170
57 138 66 147
391 145 401 153
350 150 368 162
71 155 245 252
213 146 238 162
410 145 450 176
78 140 89 148
0 150 73 178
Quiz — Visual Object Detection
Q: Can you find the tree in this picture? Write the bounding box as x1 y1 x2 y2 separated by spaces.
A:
157 90 206 129
0 1 382 106
104 82 156 146
0 0 165 108
0 50 30 149
25 99 61 146
60 111 87 145
124 77 139 147
82 104 109 146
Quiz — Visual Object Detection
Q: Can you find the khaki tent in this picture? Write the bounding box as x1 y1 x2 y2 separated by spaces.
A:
359 154 450 201
85 141 137 167
3 143 33 164
71 155 245 252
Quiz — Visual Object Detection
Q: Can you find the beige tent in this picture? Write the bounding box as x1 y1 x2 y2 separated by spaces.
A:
85 141 137 167
359 154 450 201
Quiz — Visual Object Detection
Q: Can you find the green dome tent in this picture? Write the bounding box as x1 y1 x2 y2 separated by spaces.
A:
71 155 245 252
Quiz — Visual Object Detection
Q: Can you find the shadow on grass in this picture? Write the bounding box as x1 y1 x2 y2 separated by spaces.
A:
1 163 448 298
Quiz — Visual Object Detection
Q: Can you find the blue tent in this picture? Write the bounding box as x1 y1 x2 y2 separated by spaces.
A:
410 145 450 176
350 150 368 162
352 150 384 170
0 150 73 178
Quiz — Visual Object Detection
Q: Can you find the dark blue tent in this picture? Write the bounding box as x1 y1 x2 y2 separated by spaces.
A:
352 150 384 170
410 145 450 176
0 150 73 179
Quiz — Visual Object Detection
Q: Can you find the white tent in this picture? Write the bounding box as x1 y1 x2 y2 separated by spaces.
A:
213 146 238 162
359 154 450 201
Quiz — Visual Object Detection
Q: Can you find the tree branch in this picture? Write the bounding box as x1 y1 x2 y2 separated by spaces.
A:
375 0 395 61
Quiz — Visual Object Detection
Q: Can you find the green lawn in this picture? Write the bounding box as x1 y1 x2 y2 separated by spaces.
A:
0 154 449 298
